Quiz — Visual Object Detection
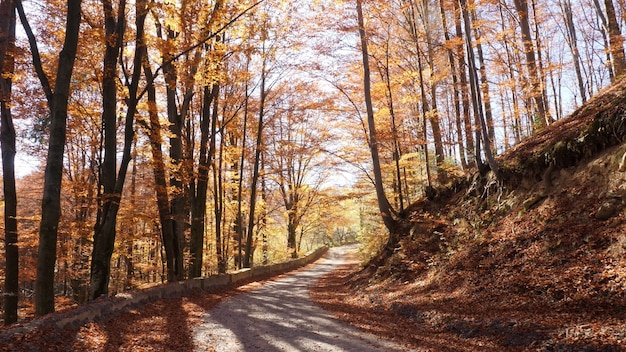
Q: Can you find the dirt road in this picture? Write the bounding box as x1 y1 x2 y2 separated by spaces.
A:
193 245 411 351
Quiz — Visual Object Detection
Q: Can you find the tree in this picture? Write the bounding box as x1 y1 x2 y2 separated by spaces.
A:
356 0 397 244
512 0 550 129
267 81 329 257
458 0 499 176
559 0 587 103
0 0 17 325
439 0 467 169
89 0 147 300
243 38 267 268
16 0 83 316
599 0 626 78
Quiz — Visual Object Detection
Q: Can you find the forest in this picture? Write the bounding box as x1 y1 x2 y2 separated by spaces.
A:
0 0 624 328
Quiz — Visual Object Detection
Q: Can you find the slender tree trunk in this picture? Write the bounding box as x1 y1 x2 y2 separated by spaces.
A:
592 0 616 81
459 0 499 176
559 0 586 102
453 1 470 165
404 2 433 187
142 54 178 282
235 55 250 269
356 0 396 238
439 0 467 169
260 162 268 265
512 0 550 129
416 0 445 166
210 92 228 273
243 54 267 268
380 44 404 211
453 0 475 165
604 0 626 77
213 127 226 271
0 0 17 324
498 3 523 143
157 22 185 281
531 0 551 122
471 9 495 151
124 153 137 290
189 84 218 278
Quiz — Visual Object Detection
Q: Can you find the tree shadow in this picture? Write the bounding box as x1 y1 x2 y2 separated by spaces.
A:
190 256 413 351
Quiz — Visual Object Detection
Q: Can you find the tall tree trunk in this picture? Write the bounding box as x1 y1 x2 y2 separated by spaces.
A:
142 54 178 282
260 158 268 265
213 126 226 271
377 39 404 211
155 19 187 281
417 0 445 166
453 0 475 165
0 0 17 324
498 3 523 143
211 91 228 273
235 54 250 270
559 0 586 103
356 0 396 239
243 53 267 268
189 84 218 278
404 1 433 188
186 1 225 278
459 0 499 176
439 0 467 169
165 52 186 281
604 0 626 77
471 9 495 151
89 0 145 300
592 0 616 81
512 0 550 129
89 0 126 301
21 0 82 316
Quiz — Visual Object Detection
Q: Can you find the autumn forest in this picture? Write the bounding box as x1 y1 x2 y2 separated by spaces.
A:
0 0 623 327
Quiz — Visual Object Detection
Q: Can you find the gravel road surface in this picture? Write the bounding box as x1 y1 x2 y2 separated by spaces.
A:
193 245 410 351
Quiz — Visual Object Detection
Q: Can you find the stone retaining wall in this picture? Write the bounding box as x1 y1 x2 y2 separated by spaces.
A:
0 246 329 342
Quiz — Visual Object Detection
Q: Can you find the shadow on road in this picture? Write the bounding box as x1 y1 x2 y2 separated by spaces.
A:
193 245 408 352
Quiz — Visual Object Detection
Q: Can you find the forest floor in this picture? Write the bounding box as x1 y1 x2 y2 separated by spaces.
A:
310 81 626 351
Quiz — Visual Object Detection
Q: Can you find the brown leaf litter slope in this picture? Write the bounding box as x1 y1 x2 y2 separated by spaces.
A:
310 79 626 351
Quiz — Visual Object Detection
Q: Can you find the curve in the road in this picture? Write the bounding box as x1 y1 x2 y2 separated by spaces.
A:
193 245 411 352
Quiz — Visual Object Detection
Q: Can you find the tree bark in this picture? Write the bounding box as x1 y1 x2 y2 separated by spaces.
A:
439 0 467 169
471 9 495 151
453 0 475 165
459 0 499 176
512 0 550 129
189 84 218 278
26 0 82 316
559 0 587 103
356 0 396 238
0 0 17 324
163 28 186 281
89 0 146 300
604 0 626 77
142 53 178 283
404 1 433 187
243 54 267 268
89 0 126 301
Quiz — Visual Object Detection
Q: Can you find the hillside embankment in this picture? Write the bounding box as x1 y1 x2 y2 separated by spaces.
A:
311 79 626 351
